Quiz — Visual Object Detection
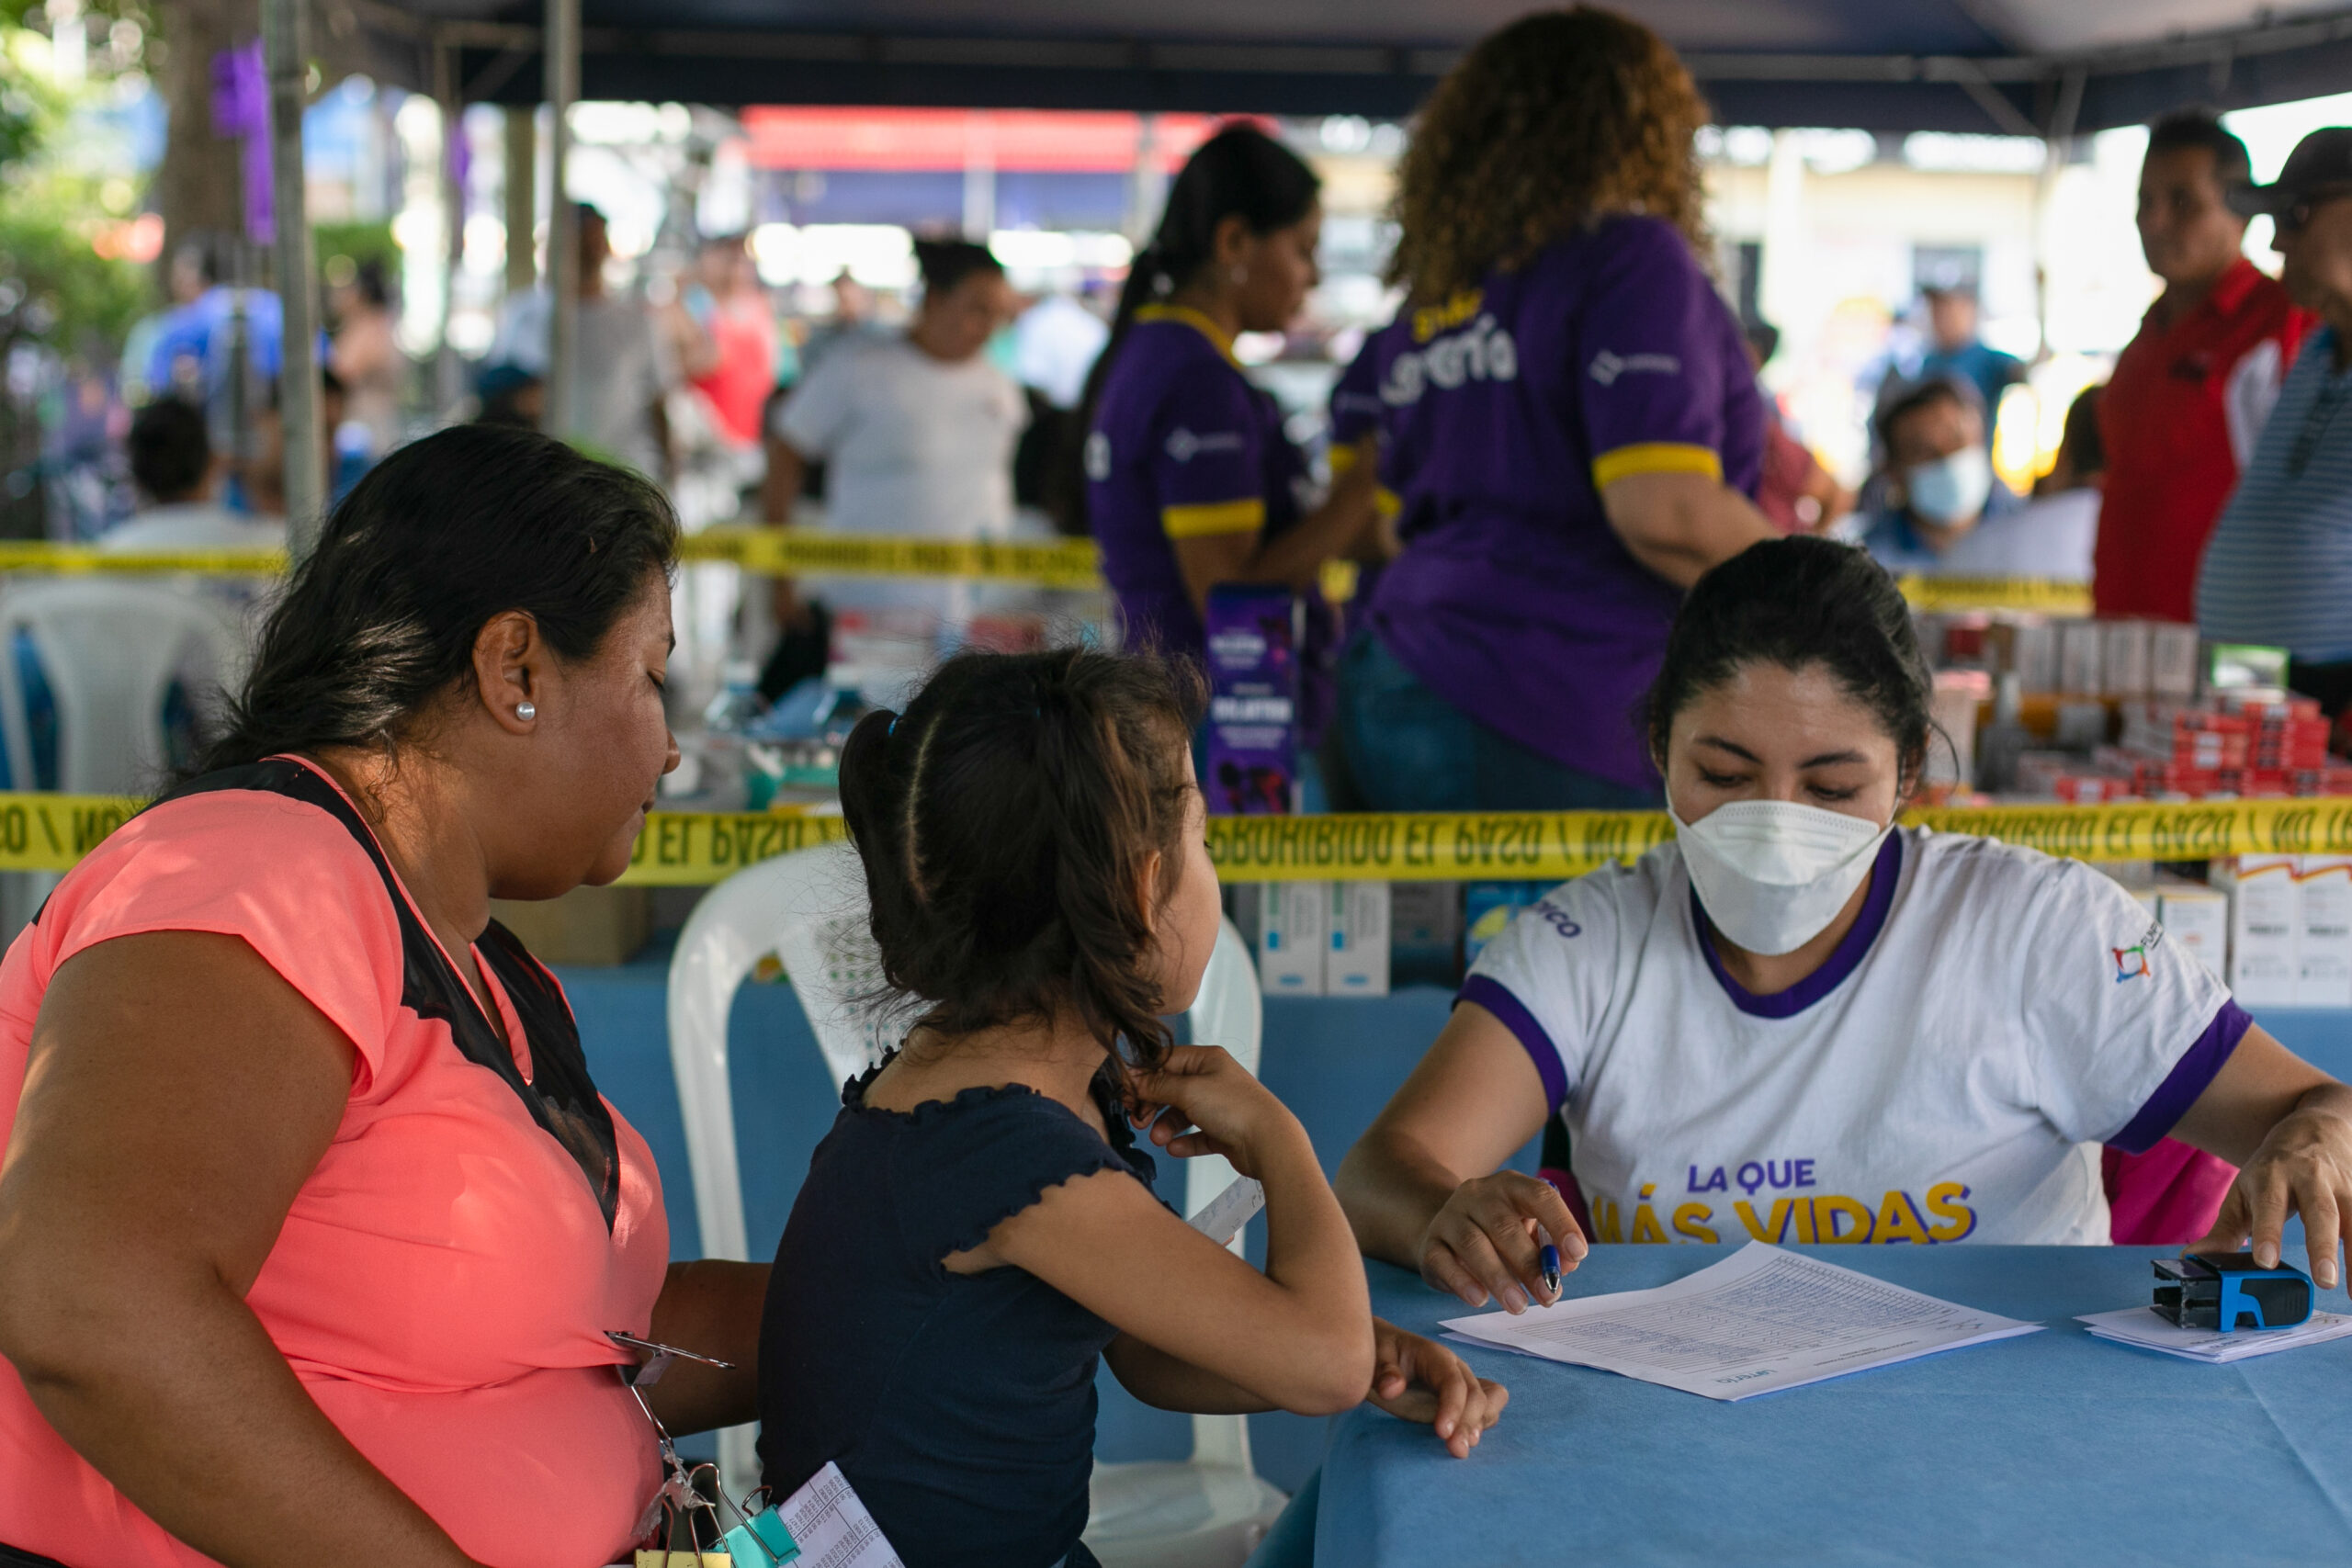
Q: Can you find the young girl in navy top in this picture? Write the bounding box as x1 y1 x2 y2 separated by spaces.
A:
757 648 1505 1568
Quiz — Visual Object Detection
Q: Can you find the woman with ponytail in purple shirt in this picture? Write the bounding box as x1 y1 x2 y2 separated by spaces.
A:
1076 124 1385 747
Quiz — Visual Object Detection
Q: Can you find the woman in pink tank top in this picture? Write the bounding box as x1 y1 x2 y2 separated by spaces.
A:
0 426 765 1567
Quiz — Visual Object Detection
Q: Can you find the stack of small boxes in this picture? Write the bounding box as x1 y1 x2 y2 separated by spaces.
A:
2211 855 2352 1009
1961 617 2203 705
2094 692 2352 801
1242 883 1392 998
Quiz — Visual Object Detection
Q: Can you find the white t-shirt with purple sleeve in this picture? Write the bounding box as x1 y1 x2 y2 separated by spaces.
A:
1461 828 2245 1247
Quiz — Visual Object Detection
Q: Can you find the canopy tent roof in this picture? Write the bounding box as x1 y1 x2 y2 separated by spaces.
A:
352 0 2352 136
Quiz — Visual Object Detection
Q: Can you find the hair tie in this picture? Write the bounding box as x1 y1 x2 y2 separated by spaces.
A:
887 716 899 738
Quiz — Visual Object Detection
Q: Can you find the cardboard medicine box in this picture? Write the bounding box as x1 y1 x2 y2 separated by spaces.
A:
1326 882 1391 997
2154 879 2230 983
1254 880 1329 996
2214 855 2299 1008
2296 856 2352 1009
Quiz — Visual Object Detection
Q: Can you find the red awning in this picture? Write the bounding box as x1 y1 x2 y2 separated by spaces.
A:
741 107 1247 173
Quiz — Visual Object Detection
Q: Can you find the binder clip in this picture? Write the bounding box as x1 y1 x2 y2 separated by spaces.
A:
720 1486 801 1568
2152 1251 2314 1332
608 1330 755 1568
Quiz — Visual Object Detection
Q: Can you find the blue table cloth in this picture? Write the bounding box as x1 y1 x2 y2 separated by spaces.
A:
1321 1248 2352 1565
554 948 2352 1496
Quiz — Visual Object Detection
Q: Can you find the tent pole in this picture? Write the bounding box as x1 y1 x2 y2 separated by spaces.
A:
503 106 537 298
2031 67 2087 362
264 0 324 558
434 32 465 419
543 0 580 439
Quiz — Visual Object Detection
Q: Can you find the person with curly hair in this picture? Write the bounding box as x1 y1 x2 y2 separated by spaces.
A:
1337 7 1780 810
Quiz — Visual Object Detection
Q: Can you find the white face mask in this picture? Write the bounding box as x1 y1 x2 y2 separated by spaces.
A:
1668 799 1893 958
1902 446 1994 525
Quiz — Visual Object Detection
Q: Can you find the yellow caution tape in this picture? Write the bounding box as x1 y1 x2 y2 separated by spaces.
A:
616 809 851 886
1207 811 1678 884
1209 799 2352 882
0 794 145 871
1896 575 2093 615
0 532 1107 588
17 794 2352 886
0 538 2093 615
680 527 1107 589
0 543 287 575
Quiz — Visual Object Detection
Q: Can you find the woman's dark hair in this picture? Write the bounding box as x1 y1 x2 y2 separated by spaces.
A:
1058 124 1319 530
1645 536 1936 789
839 647 1206 1090
912 238 1004 299
198 424 678 772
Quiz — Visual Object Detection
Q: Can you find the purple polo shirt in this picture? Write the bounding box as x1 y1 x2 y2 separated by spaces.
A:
1329 317 1413 602
1329 325 1389 450
1365 216 1763 790
1087 305 1334 738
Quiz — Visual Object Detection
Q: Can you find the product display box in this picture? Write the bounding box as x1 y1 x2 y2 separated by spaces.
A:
1201 586 1303 817
1326 882 1392 998
2214 855 2301 1008
2297 856 2352 1009
1254 880 1329 996
2154 877 2230 984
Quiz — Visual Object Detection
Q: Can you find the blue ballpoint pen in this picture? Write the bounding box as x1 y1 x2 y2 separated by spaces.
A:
1538 1227 1562 1296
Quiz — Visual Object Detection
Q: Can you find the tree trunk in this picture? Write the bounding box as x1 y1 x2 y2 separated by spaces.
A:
153 0 257 279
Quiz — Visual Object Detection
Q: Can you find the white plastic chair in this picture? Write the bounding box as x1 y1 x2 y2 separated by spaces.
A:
0 578 245 794
0 580 246 940
665 844 1286 1561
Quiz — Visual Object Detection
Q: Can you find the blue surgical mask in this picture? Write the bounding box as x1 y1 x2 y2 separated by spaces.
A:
1903 447 1994 525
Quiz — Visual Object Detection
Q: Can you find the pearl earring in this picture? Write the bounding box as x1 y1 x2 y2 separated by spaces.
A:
515 702 537 721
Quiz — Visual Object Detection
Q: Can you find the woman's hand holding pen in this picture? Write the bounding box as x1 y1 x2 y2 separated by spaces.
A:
1420 1171 1587 1314
1126 1044 1307 1179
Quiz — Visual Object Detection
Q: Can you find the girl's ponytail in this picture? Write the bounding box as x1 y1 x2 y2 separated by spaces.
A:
838 649 1205 1087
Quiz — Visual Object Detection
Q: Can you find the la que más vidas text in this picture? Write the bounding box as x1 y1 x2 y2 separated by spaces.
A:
1587 1167 1979 1245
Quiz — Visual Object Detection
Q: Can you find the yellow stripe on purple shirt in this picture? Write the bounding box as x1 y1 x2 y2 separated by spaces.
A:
1162 498 1267 538
1591 442 1724 489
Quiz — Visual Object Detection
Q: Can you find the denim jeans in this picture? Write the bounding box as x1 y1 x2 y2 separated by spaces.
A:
1335 630 1657 812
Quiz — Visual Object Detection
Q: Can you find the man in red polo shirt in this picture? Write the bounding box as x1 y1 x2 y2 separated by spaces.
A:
2097 110 2312 621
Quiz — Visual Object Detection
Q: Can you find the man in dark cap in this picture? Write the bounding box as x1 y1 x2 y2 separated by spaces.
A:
2198 128 2352 720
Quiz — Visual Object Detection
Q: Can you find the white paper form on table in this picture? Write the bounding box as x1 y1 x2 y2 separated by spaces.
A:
1440 1241 2041 1401
2076 1307 2352 1363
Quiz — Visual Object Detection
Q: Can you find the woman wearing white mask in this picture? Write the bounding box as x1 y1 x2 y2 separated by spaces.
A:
1336 536 2352 1310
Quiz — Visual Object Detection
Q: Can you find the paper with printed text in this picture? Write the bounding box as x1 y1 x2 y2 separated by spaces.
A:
774 1461 902 1568
1441 1242 2041 1400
